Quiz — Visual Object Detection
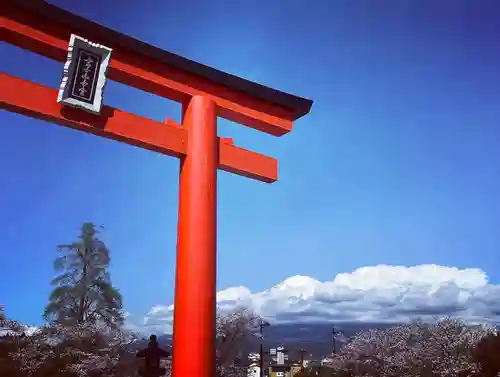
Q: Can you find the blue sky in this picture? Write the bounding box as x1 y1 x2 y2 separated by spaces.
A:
1 0 500 328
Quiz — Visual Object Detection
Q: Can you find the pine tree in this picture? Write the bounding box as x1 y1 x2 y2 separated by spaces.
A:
44 223 124 329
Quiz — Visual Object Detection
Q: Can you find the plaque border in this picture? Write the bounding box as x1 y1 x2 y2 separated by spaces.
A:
57 34 112 114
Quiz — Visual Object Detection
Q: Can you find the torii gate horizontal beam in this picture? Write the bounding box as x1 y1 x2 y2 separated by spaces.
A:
1 3 314 377
0 73 278 183
1 0 313 136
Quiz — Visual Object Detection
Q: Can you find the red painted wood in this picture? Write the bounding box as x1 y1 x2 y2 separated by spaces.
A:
172 96 218 377
1 5 313 377
2 3 298 136
0 73 278 182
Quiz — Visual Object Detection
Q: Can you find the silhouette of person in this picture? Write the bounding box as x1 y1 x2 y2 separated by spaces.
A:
136 334 170 377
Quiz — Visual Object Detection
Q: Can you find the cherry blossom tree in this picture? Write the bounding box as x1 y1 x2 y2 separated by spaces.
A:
331 318 495 377
0 305 25 335
0 305 27 377
6 321 138 377
216 308 261 377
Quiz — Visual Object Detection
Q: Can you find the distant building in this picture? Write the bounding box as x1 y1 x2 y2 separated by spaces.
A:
248 346 301 377
247 352 261 377
268 364 301 377
247 364 260 377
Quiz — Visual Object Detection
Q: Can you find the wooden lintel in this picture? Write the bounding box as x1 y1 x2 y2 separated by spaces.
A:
1 1 307 136
0 74 277 183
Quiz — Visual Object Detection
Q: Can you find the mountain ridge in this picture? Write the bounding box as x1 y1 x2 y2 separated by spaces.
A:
133 322 399 359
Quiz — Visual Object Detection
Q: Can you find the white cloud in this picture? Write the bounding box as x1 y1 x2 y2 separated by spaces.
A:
131 264 500 335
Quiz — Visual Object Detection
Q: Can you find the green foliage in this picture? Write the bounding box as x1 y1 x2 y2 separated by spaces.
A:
44 223 124 329
4 223 499 377
1 224 140 376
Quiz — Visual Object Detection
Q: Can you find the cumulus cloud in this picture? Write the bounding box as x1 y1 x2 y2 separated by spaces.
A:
133 264 500 334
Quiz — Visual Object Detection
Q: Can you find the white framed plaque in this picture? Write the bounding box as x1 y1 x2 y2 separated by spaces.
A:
57 34 112 114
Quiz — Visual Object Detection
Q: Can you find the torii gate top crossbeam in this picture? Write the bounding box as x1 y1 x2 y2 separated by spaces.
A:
1 0 313 136
1 3 314 377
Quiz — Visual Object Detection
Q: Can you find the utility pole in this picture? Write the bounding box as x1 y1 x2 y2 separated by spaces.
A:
299 348 306 371
332 326 336 355
259 320 270 377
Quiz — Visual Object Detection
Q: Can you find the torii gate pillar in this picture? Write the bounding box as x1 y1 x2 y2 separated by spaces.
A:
174 96 218 377
0 2 313 377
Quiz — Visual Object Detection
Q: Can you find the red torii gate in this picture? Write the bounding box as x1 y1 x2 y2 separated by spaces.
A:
0 1 313 377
